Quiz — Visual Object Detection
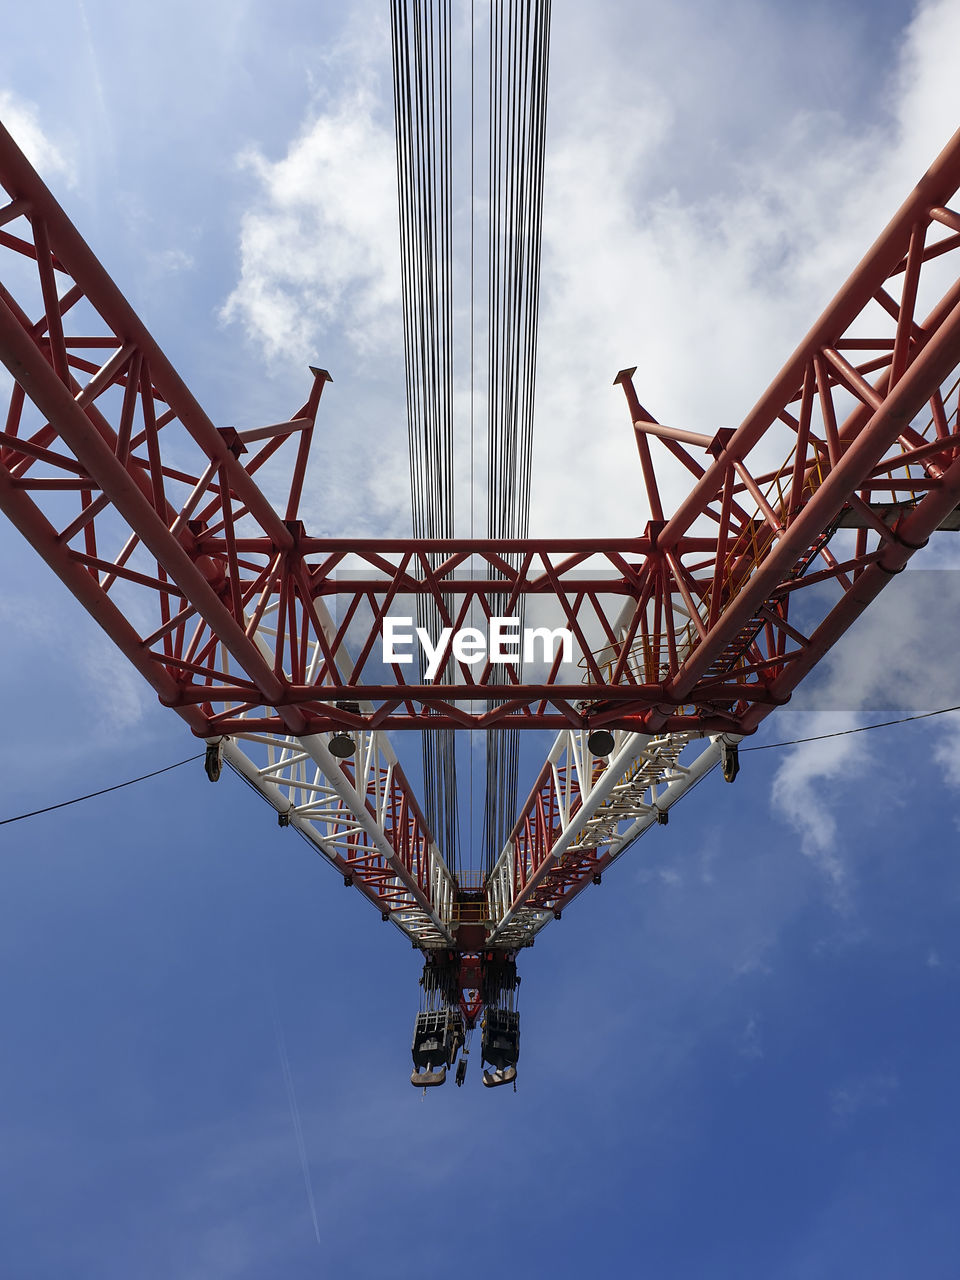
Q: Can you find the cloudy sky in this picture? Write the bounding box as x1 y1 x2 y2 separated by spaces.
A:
3 1 960 1275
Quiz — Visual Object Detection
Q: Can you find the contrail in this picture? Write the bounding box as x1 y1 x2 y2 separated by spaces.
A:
271 994 322 1246
76 0 113 147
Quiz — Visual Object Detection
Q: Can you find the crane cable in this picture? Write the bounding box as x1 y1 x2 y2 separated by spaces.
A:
391 1 552 877
483 0 551 873
391 0 460 872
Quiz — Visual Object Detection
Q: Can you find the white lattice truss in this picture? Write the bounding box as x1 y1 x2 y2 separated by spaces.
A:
209 597 457 948
486 728 730 948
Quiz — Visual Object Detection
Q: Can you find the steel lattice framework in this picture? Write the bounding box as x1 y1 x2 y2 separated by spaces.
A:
3 118 960 959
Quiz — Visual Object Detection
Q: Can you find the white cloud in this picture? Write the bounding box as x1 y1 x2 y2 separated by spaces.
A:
830 1069 899 1122
529 0 960 537
892 0 960 170
739 1014 764 1061
78 636 149 734
0 589 147 750
933 722 960 786
148 247 195 275
221 82 400 365
770 562 960 875
771 717 871 894
215 0 960 554
0 90 73 183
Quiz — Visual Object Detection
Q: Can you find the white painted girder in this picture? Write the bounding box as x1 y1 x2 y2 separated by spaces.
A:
487 729 736 947
209 591 457 949
220 731 455 947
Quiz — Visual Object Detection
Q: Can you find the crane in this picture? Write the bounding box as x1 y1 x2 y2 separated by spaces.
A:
2 15 960 1089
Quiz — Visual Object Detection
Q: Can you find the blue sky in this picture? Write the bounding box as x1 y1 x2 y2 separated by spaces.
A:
2 1 960 1276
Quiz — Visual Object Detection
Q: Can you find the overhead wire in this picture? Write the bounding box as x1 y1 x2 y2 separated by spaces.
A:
0 753 204 826
739 703 960 750
5 706 960 829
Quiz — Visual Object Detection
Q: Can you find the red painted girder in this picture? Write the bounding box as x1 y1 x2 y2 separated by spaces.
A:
0 126 298 549
0 121 798 737
659 129 960 544
625 127 960 733
496 126 960 930
0 144 747 735
0 121 450 922
2 116 959 754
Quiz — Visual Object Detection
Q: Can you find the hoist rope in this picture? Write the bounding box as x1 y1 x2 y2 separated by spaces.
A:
469 0 476 861
483 0 551 873
390 0 551 877
391 0 461 873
